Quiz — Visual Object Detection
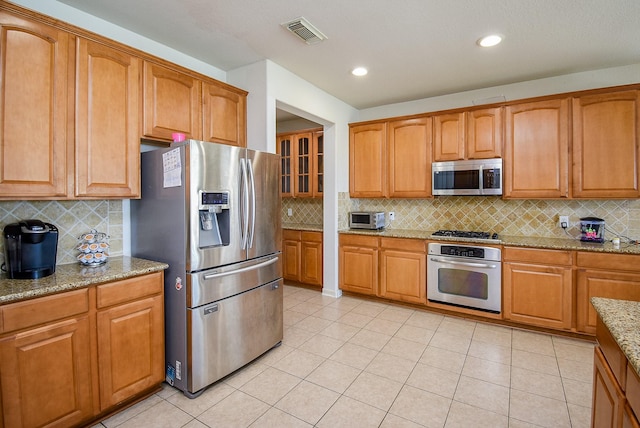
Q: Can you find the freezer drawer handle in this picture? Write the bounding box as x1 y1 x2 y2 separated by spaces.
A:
204 304 219 315
203 256 279 280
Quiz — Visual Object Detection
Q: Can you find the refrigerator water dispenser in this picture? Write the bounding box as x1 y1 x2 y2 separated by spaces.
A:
199 191 230 247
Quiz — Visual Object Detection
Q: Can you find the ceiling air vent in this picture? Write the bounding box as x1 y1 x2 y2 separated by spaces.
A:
282 17 327 45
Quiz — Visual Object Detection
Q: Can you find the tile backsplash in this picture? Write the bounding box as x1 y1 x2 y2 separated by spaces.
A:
284 193 640 242
0 200 123 268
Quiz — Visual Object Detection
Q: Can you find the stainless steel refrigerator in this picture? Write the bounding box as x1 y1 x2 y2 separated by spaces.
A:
131 140 282 398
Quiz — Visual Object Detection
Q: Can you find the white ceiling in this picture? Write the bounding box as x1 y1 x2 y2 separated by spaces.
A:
57 0 640 110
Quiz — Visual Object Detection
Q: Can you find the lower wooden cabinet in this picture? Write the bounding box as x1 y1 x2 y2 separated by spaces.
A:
0 272 165 428
339 234 379 295
283 230 323 287
593 346 626 428
503 247 573 330
379 238 426 304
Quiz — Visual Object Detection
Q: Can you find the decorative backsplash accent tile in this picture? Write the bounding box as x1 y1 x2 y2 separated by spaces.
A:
282 198 323 225
0 200 123 267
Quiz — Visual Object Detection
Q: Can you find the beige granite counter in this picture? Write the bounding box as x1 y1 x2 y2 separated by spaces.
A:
283 223 323 232
338 228 640 255
0 256 168 304
591 297 640 376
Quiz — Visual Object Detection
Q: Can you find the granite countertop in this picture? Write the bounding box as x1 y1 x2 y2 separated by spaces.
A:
591 297 640 376
283 223 323 232
0 256 169 304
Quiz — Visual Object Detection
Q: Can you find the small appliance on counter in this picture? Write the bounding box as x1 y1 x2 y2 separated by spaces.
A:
2 219 58 279
580 217 605 243
349 211 385 230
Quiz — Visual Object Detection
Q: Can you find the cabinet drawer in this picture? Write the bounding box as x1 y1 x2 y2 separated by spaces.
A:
301 231 322 243
577 252 640 272
380 237 425 252
339 234 378 248
97 272 163 308
628 364 640 419
0 289 89 334
283 229 301 240
504 247 572 265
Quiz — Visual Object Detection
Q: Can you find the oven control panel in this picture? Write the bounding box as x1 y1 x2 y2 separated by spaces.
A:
439 245 485 258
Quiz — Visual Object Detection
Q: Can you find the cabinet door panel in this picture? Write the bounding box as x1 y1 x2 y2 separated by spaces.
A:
301 240 323 286
0 13 69 198
573 90 640 198
504 98 570 198
380 249 426 304
97 295 164 410
76 39 140 197
202 82 246 147
388 117 432 197
349 123 386 197
282 239 301 281
434 112 465 161
466 107 502 159
0 317 93 428
339 245 378 295
593 347 625 428
143 62 201 141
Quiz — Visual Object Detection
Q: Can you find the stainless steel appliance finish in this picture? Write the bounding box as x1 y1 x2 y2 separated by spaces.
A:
131 140 282 397
431 229 500 242
349 211 385 230
432 158 502 196
427 242 501 313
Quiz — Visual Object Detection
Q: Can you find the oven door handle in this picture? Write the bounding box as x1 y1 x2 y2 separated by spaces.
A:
430 257 499 269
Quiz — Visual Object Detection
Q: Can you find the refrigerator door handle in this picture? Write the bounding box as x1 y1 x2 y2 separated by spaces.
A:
203 255 279 280
247 159 256 249
240 158 249 250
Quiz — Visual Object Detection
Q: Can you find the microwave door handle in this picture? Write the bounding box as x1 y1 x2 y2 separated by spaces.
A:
430 257 498 269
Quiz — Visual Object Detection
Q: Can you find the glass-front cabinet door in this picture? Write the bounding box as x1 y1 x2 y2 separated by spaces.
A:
277 135 293 197
295 132 312 197
314 131 323 197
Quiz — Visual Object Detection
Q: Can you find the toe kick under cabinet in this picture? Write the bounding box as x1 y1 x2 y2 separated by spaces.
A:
0 271 165 428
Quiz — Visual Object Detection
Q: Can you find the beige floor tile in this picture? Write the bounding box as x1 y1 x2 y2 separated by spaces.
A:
167 382 235 417
249 407 312 427
364 351 417 383
257 343 294 367
472 323 512 347
155 382 180 400
462 355 511 387
444 400 508 428
325 295 362 311
568 403 592 428
562 377 593 408
316 395 387 428
511 348 560 376
364 317 403 335
239 367 301 405
510 366 565 401
394 323 436 344
350 301 387 317
311 306 347 321
305 359 361 393
467 340 512 365
437 316 476 339
379 413 425 428
318 321 360 341
429 331 472 354
376 306 414 323
293 315 333 333
198 390 270 427
553 339 596 363
406 362 460 398
289 301 324 315
512 329 555 356
453 376 510 415
348 328 392 351
182 419 208 428
508 418 542 428
272 348 325 378
305 293 341 307
404 310 444 330
283 309 308 326
329 342 378 369
419 345 467 373
389 385 452 426
381 336 427 362
275 380 340 425
297 333 344 358
558 357 594 383
337 311 374 328
509 388 571 428
101 394 164 427
282 325 316 347
117 400 193 428
344 371 403 411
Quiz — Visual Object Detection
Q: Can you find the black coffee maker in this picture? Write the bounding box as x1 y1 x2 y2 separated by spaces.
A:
3 220 58 279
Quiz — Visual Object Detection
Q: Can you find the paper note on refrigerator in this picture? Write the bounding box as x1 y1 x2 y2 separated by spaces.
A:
162 148 182 188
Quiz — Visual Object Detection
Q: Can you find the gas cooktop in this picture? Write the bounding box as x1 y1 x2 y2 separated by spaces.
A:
431 230 499 241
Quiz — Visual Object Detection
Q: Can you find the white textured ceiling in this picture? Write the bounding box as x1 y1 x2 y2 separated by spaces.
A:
57 0 640 109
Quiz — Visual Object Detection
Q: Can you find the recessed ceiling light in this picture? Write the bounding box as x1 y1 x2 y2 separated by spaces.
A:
352 67 368 76
477 34 502 47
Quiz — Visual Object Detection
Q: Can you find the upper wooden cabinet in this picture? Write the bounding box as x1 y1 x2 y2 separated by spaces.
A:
143 62 202 141
504 98 570 198
0 13 70 199
75 39 141 198
388 117 432 198
573 90 640 198
433 108 502 161
350 118 432 198
277 128 322 198
202 82 246 147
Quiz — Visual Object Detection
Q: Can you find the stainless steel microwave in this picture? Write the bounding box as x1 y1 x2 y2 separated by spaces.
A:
432 158 502 196
349 212 385 230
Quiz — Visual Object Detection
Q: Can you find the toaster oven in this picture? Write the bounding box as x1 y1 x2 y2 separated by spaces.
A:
349 212 385 230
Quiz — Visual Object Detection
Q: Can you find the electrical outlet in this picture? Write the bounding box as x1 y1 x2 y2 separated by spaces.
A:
287 208 293 217
559 215 569 229
389 211 395 221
